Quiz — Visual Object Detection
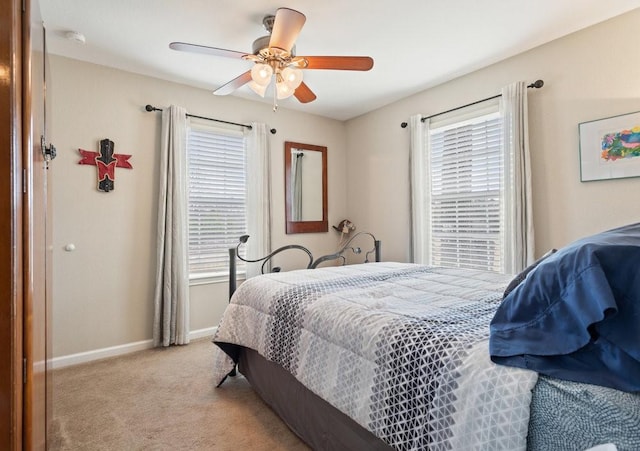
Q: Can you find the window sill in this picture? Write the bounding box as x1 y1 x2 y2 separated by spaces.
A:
189 271 246 286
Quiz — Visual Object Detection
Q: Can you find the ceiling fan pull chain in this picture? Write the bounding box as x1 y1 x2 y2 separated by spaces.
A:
273 81 278 112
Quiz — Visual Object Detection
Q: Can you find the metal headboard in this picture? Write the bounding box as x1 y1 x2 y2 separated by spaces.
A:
229 231 381 299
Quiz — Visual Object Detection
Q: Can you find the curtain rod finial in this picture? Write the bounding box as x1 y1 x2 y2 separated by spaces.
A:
529 80 544 89
401 122 408 128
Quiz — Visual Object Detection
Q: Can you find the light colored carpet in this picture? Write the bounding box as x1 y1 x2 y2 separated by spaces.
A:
49 338 310 450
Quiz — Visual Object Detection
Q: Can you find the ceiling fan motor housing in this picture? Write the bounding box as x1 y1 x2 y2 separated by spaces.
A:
252 36 296 58
252 35 270 55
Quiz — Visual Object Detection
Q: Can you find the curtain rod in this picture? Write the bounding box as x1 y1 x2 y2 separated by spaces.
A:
144 105 277 135
400 79 544 128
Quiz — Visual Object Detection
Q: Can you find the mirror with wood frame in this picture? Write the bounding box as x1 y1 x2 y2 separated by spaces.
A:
284 141 328 234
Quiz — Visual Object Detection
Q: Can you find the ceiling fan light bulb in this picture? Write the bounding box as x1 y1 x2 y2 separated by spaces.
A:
251 63 273 86
276 81 294 99
282 66 303 89
248 80 268 97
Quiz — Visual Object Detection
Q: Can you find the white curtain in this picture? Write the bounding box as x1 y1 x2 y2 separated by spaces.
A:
501 81 535 273
409 114 431 264
244 122 271 278
153 105 190 347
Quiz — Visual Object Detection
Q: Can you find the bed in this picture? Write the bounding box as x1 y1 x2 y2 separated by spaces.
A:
212 225 640 450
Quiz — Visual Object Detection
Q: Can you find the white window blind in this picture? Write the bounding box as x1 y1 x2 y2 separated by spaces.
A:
429 112 503 272
187 125 246 278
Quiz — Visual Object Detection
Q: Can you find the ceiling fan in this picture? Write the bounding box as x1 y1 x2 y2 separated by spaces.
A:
169 7 374 107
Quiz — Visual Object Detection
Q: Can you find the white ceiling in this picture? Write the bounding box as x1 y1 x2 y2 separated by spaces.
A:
39 0 640 121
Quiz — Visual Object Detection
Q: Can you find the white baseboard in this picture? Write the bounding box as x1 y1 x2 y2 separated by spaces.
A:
50 339 154 369
188 326 217 341
50 326 218 369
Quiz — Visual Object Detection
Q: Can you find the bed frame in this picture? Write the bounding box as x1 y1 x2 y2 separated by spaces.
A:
228 231 381 299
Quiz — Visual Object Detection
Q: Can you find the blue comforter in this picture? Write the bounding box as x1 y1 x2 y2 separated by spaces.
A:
490 222 640 392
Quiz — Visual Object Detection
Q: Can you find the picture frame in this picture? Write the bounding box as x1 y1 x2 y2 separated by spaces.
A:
579 111 640 182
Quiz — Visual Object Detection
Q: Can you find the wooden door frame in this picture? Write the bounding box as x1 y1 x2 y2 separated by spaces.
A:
0 0 24 449
23 0 49 446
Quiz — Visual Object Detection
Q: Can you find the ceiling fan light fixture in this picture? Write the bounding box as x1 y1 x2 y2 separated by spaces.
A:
250 63 273 86
248 80 268 97
281 66 303 89
276 81 295 99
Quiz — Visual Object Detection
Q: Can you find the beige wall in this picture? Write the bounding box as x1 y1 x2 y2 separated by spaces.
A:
51 9 640 359
50 56 348 358
345 9 640 263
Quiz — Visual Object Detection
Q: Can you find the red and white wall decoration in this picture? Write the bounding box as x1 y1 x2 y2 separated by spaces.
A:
78 138 132 192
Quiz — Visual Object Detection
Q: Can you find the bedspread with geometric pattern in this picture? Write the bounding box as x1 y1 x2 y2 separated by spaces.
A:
212 262 538 451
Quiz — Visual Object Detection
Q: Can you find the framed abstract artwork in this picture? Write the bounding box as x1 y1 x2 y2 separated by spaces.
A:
579 111 640 181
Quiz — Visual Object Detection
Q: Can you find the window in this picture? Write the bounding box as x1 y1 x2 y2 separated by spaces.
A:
428 110 504 272
187 124 246 280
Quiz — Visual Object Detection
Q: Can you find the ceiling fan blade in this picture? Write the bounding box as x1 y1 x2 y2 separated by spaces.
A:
294 82 317 104
169 42 247 59
213 71 252 96
269 8 306 52
302 56 374 71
